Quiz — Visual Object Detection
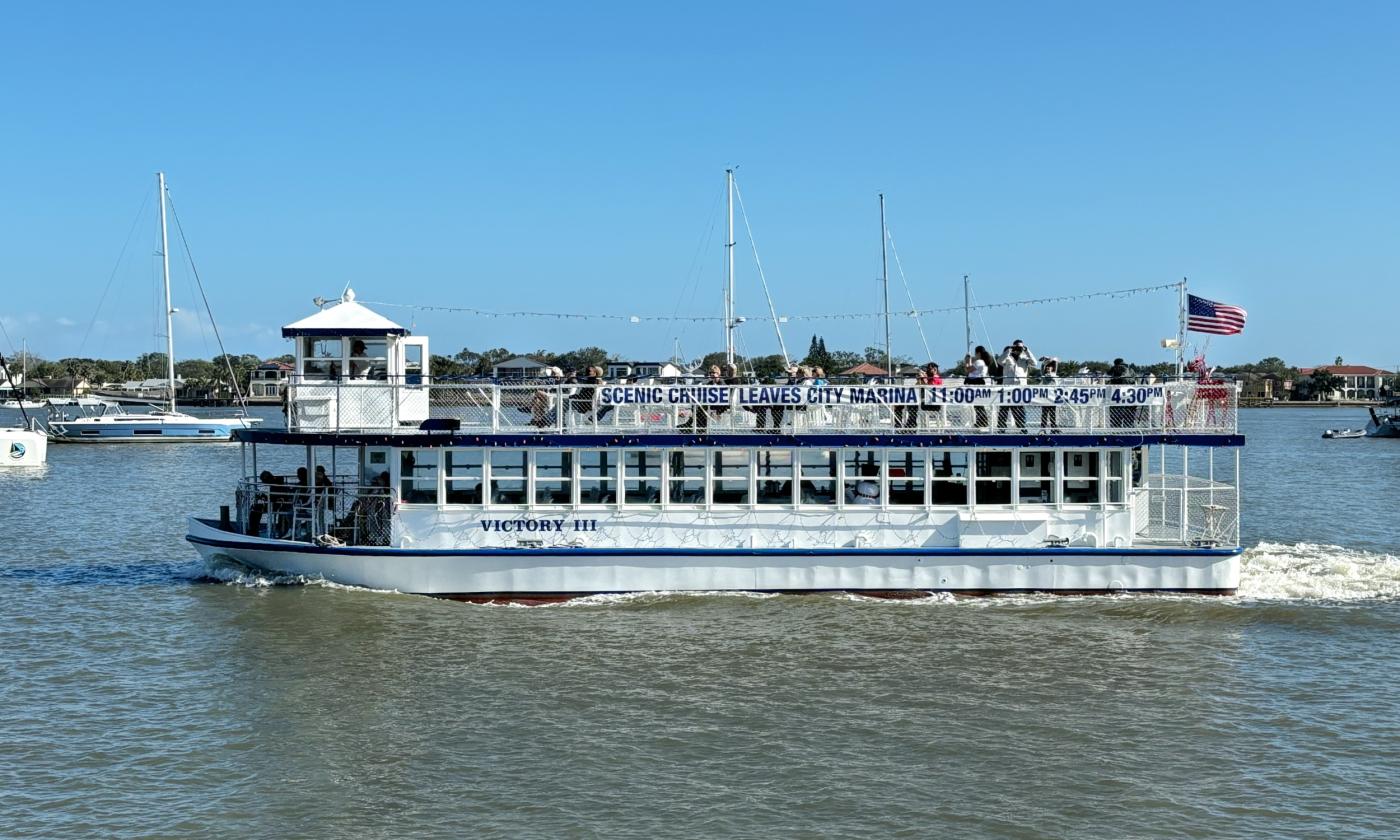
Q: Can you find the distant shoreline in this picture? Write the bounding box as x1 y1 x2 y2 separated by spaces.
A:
1242 402 1384 409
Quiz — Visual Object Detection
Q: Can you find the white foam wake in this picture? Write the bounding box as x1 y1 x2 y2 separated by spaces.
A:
1237 542 1400 601
200 562 401 595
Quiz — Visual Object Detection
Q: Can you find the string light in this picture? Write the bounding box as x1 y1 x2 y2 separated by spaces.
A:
360 280 1182 325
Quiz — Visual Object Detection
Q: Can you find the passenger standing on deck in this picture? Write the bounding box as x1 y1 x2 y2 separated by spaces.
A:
895 365 921 430
1108 357 1134 427
964 346 993 428
920 362 944 427
684 365 726 432
1038 357 1060 431
998 340 1037 429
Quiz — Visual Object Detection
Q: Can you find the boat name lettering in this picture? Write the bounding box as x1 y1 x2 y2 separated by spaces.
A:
480 518 598 533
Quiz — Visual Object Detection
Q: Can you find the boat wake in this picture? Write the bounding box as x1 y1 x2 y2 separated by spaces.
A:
193 543 1400 605
1236 541 1400 601
197 561 401 595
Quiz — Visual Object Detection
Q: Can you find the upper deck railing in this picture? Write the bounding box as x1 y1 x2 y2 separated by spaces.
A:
282 377 1239 437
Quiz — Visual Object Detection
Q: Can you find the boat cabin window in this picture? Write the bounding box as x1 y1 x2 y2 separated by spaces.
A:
579 449 617 505
843 449 881 506
623 450 661 505
400 449 439 504
712 450 751 505
668 450 705 505
1062 451 1100 504
755 450 794 505
302 337 342 380
347 338 389 381
1019 451 1055 506
930 450 969 506
490 450 528 505
799 450 838 505
886 449 925 506
445 449 483 505
535 450 572 505
975 452 1012 505
404 343 424 385
1106 450 1126 504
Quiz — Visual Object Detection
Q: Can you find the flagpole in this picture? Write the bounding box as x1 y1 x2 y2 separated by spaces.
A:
1177 277 1187 377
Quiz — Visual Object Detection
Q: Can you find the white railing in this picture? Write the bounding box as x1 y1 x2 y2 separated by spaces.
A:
235 475 392 546
284 378 1239 436
1133 475 1240 546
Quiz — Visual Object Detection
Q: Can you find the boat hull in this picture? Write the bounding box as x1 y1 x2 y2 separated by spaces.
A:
187 517 1241 597
49 418 254 442
1 428 47 466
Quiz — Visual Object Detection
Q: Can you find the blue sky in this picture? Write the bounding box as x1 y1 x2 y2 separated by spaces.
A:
2 1 1397 371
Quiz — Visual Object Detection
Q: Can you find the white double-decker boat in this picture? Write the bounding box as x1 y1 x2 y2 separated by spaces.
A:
186 292 1244 600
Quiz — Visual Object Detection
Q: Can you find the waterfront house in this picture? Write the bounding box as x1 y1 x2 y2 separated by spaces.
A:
1297 365 1392 401
606 361 684 381
491 356 551 379
248 360 293 403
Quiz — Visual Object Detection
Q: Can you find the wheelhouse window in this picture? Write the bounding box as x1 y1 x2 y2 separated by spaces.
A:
490 450 528 505
755 449 794 505
579 450 617 505
974 452 1012 505
711 450 751 505
346 338 388 380
444 449 483 504
399 449 439 504
534 450 572 505
668 449 705 505
623 450 661 505
302 337 341 380
885 449 926 506
1106 450 1126 504
843 449 881 506
930 450 968 506
1062 451 1100 504
1018 451 1055 506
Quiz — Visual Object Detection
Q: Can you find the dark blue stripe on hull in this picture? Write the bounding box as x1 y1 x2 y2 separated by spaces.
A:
234 430 1245 449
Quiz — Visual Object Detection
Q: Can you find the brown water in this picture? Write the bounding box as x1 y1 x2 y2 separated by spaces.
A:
2 407 1399 838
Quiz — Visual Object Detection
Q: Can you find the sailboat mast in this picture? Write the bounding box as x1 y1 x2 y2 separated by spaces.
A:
880 193 890 375
157 171 176 412
725 168 735 366
963 274 972 359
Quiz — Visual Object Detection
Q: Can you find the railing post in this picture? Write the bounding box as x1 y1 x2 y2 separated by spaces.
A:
491 387 500 433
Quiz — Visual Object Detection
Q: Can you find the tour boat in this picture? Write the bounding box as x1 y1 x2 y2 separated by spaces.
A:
47 173 260 444
186 289 1245 599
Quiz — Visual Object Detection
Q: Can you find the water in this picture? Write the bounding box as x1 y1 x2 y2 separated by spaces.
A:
3 406 1398 838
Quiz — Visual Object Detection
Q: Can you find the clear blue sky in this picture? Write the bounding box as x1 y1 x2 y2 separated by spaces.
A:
2 1 1397 371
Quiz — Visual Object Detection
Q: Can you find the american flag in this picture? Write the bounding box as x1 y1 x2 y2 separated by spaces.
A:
1187 294 1247 335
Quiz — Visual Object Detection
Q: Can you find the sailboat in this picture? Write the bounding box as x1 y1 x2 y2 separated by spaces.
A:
47 173 262 443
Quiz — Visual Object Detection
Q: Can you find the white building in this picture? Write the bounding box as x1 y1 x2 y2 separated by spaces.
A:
249 361 293 403
1298 365 1393 401
606 361 684 381
492 356 551 379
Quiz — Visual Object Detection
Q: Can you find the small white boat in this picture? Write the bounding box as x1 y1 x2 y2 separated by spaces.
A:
1322 428 1366 439
0 420 46 466
1366 403 1400 438
0 355 47 466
